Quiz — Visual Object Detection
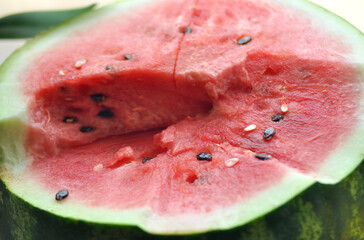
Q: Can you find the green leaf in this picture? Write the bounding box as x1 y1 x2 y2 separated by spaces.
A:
0 4 96 39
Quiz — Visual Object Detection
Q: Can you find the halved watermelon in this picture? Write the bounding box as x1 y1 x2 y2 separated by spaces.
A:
0 0 364 238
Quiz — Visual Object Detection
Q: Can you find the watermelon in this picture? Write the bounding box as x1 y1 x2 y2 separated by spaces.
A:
0 0 364 238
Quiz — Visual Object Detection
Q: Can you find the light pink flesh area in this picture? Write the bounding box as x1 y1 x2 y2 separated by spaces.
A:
24 0 361 216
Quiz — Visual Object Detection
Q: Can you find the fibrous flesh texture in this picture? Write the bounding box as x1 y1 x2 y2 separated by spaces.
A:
1 0 364 234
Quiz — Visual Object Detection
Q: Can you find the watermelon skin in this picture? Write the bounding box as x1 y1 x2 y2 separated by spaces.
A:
1 162 363 240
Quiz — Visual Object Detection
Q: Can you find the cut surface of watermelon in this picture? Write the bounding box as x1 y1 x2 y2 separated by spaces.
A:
0 0 364 235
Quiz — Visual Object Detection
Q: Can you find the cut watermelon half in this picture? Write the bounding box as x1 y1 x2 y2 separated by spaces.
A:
0 0 364 236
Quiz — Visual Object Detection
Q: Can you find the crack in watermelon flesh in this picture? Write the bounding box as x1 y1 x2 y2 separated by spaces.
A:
3 0 363 233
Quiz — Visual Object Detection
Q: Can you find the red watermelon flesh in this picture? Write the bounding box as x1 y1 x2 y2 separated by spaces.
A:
26 0 203 150
7 0 363 233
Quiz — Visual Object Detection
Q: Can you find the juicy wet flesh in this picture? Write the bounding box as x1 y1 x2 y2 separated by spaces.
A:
31 74 213 148
26 0 361 216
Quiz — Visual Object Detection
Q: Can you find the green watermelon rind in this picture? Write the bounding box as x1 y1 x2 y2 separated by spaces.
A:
2 159 364 239
1 162 316 234
0 0 363 235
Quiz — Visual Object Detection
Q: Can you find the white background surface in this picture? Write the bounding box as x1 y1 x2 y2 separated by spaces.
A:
0 0 363 64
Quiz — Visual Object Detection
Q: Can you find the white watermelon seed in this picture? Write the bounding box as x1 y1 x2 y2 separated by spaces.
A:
59 70 65 75
93 164 103 171
225 158 239 167
281 103 288 112
244 124 256 131
75 59 87 68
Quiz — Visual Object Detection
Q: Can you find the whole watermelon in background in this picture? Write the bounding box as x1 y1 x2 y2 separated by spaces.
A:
1 0 364 239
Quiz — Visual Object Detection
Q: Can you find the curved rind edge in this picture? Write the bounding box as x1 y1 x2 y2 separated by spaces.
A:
0 0 159 119
2 163 364 239
0 0 363 235
0 117 27 170
278 0 364 63
1 162 315 234
0 0 160 167
145 168 315 234
275 0 364 183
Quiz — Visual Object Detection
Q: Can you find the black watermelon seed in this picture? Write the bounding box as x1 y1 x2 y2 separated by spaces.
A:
55 189 69 201
105 66 114 70
255 153 272 160
91 94 105 102
272 114 284 122
184 27 192 34
98 110 114 118
237 36 252 45
142 157 153 163
196 152 212 161
80 126 93 133
63 117 77 123
263 127 276 139
124 54 133 60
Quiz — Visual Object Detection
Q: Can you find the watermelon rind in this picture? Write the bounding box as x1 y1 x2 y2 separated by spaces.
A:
0 0 363 236
1 163 363 239
1 162 315 234
277 0 364 184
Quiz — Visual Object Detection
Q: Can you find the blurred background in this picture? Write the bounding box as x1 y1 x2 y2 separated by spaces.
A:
0 0 114 17
0 0 363 31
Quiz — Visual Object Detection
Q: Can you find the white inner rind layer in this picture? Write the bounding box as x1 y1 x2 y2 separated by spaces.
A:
0 0 363 234
2 163 315 234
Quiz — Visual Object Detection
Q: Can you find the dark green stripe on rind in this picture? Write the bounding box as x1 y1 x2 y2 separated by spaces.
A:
1 162 363 240
0 4 96 39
